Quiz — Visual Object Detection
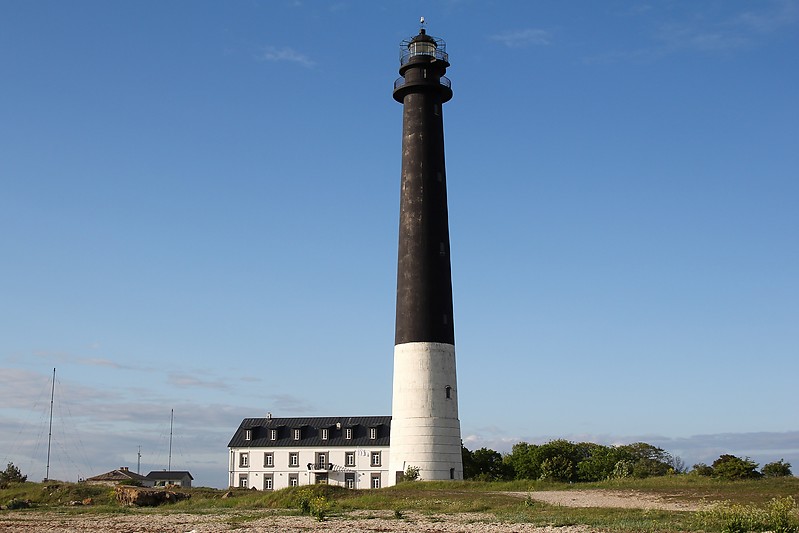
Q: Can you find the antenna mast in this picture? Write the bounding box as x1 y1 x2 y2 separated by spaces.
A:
168 409 173 471
45 367 55 481
137 445 142 474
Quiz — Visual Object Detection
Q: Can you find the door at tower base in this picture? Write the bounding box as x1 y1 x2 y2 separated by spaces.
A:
388 342 463 484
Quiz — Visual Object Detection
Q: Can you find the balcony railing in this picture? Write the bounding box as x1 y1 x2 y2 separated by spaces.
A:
399 36 448 65
394 75 451 92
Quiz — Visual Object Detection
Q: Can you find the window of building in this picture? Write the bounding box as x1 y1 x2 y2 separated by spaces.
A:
345 428 352 440
244 429 251 441
316 452 327 470
450 468 455 480
238 474 248 488
315 473 328 484
446 385 451 399
371 451 381 467
239 453 249 468
263 474 273 491
294 428 301 440
321 428 328 440
371 474 381 489
370 427 377 440
289 452 299 467
289 474 299 487
345 473 355 489
264 452 274 467
345 452 355 467
270 429 277 440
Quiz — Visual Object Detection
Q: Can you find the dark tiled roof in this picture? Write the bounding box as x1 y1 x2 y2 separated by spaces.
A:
145 470 194 480
228 416 391 448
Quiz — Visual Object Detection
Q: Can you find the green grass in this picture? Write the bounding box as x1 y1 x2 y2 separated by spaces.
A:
2 476 798 532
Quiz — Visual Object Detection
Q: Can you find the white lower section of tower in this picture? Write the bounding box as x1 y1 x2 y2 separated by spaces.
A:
388 341 463 486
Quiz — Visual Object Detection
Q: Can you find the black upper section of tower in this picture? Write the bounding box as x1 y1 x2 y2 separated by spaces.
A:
393 28 456 346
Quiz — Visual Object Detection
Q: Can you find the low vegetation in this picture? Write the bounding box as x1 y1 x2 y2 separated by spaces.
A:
2 459 797 532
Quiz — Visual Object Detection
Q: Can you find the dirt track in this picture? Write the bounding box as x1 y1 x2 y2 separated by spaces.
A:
0 490 699 532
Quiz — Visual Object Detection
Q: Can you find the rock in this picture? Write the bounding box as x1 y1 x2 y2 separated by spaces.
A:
221 491 235 499
82 497 93 505
114 486 190 507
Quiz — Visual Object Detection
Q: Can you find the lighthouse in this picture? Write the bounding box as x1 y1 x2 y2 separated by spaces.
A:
388 26 463 484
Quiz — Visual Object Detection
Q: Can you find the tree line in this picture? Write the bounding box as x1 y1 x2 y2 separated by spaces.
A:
462 440 793 482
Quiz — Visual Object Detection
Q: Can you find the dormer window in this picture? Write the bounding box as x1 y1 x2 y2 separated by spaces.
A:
270 429 277 440
294 428 301 440
321 428 329 440
244 429 252 441
370 427 377 440
345 428 352 440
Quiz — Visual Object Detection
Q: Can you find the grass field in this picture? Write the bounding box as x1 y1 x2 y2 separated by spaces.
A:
2 476 798 532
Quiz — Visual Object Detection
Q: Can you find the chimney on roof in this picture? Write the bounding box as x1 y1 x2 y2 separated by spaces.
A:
267 412 272 420
120 466 129 471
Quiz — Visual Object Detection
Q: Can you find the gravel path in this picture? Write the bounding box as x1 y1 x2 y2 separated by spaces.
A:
0 490 699 532
0 510 592 532
513 489 703 512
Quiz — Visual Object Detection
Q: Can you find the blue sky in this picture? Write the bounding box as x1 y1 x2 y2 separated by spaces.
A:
1 0 797 488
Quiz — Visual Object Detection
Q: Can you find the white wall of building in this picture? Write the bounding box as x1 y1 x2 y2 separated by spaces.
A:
229 445 390 490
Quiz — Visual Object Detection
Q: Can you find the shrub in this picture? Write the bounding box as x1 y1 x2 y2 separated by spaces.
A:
763 459 793 478
403 465 420 482
695 496 799 533
712 454 761 480
539 456 574 482
691 462 714 476
0 463 27 485
309 496 330 521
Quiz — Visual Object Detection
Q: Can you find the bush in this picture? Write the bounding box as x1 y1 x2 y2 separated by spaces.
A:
763 459 793 478
691 462 714 476
0 463 27 486
403 465 420 482
539 456 574 482
712 454 762 480
695 496 799 533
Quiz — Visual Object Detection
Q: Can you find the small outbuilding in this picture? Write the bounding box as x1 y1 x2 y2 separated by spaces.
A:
85 466 153 487
145 470 193 488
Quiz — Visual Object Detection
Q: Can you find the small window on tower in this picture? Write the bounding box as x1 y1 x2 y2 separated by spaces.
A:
446 386 451 399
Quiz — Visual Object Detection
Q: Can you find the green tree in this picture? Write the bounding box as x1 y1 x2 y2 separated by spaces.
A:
691 462 714 476
0 463 27 485
577 444 633 481
619 443 672 478
506 442 541 480
712 454 761 480
469 447 513 481
762 459 792 478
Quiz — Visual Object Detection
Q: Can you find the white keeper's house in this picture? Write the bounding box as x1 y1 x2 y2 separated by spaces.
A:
228 414 390 490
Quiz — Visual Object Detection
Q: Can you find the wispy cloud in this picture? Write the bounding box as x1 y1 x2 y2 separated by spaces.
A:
257 46 316 68
168 372 231 391
489 28 551 48
30 349 143 371
587 2 798 63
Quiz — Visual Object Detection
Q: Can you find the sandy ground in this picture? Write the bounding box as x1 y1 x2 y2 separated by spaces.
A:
520 489 704 512
0 490 698 532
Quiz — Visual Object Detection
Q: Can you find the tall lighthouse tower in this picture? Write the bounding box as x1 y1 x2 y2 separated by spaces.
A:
388 25 463 484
